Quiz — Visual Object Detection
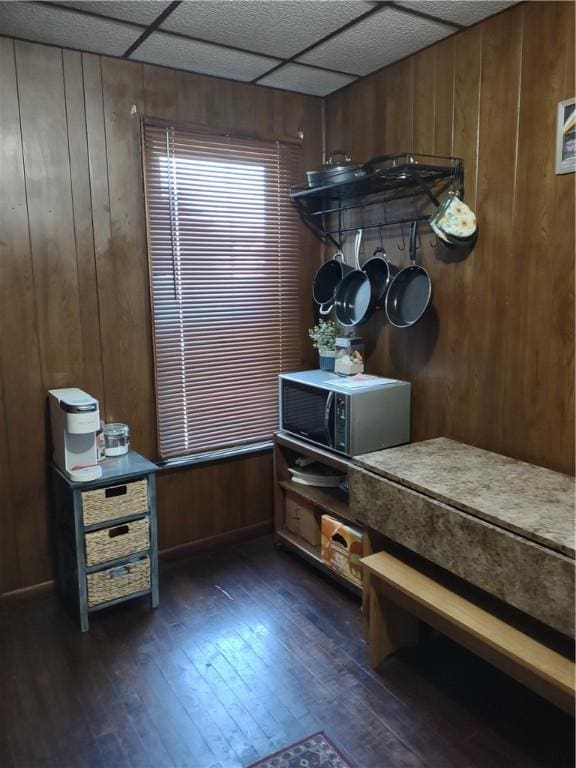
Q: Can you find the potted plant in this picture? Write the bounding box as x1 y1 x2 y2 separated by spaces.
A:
308 319 339 371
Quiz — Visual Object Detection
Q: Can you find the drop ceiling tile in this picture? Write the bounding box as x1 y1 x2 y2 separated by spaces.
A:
395 1 518 27
0 2 142 55
60 1 170 26
130 30 278 81
161 1 372 58
298 6 453 76
257 63 356 97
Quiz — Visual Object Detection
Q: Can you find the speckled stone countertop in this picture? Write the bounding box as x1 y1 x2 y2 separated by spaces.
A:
355 438 575 559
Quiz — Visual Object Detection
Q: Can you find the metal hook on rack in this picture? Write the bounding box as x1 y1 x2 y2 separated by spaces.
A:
412 193 422 251
415 226 422 251
397 222 406 250
456 159 464 198
378 197 389 251
449 160 459 196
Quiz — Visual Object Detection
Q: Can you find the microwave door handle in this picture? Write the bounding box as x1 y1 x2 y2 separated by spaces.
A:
324 391 335 447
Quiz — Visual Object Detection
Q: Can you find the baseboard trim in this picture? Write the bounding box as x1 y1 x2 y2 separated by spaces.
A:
0 578 55 603
159 520 272 562
0 521 273 601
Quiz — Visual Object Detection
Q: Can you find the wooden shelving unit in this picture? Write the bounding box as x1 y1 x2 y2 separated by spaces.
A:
273 431 362 597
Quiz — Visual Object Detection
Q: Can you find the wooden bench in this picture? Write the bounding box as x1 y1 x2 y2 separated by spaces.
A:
361 551 575 715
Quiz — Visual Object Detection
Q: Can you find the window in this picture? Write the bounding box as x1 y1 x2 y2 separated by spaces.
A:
143 123 303 459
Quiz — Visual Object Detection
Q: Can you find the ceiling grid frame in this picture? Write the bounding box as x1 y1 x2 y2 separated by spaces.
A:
0 1 519 96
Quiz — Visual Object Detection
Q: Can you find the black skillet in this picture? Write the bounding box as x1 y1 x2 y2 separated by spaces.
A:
334 229 374 328
385 221 432 328
362 246 398 310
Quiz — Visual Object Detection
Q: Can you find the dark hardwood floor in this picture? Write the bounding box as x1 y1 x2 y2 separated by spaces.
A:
1 535 573 768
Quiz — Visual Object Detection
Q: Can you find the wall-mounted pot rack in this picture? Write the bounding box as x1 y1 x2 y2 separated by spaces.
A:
290 153 464 249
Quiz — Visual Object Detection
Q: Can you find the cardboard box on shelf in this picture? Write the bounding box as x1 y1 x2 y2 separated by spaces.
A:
284 492 321 546
321 514 363 584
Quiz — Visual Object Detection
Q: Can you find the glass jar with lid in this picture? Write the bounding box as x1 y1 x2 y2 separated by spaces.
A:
103 423 130 456
335 336 365 376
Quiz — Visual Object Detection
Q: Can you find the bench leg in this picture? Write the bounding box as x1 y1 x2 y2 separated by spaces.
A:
368 585 420 668
361 529 377 635
362 568 372 636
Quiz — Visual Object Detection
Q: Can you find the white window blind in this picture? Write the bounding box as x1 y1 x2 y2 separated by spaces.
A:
143 123 303 459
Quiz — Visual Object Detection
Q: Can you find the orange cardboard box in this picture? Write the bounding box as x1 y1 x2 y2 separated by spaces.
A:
321 514 363 584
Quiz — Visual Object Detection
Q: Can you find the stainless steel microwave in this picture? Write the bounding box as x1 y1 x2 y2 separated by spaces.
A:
279 370 411 457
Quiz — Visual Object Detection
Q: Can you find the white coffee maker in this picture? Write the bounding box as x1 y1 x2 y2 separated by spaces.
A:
49 388 103 481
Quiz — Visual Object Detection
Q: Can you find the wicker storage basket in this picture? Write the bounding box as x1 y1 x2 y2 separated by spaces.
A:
86 556 150 607
81 479 148 526
84 517 149 566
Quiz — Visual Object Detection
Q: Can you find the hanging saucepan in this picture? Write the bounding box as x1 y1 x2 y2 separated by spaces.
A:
334 230 375 328
306 151 369 188
385 221 432 328
312 250 353 315
362 246 399 310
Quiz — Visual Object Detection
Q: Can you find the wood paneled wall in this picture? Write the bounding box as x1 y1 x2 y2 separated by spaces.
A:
0 37 322 594
325 1 575 476
1 1 573 594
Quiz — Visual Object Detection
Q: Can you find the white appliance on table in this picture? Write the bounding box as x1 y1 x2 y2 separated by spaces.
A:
48 388 102 481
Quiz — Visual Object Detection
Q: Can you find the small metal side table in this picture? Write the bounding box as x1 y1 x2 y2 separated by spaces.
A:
50 451 159 631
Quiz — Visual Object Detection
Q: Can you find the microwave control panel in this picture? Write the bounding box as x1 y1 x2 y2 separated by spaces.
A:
334 394 348 453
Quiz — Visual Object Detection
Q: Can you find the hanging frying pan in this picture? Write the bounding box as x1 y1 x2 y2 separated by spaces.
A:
362 246 398 310
385 221 432 328
312 250 353 315
334 230 375 328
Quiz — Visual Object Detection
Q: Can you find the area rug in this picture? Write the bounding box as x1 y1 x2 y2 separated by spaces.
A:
247 731 354 768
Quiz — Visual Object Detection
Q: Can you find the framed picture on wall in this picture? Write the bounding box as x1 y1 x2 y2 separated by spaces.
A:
556 98 576 174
